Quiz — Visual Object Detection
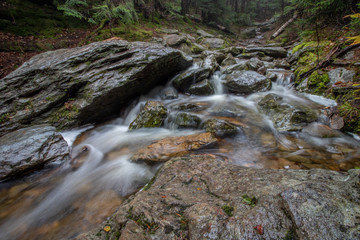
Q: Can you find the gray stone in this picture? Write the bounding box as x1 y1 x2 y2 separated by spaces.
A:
0 125 69 180
197 29 214 38
240 27 256 38
172 67 210 92
248 57 264 71
160 87 178 100
201 38 225 49
221 60 248 74
203 118 238 137
221 53 237 67
160 28 179 34
327 68 355 86
172 112 202 129
188 79 215 96
246 46 288 58
0 40 192 136
224 70 272 94
164 34 187 47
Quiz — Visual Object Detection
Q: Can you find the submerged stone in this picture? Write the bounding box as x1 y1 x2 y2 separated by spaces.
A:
203 118 238 137
172 67 210 92
172 112 202 129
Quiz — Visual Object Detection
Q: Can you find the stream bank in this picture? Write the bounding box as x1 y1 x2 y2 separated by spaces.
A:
0 24 360 239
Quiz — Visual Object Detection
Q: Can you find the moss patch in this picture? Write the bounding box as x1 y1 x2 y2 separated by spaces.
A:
308 70 330 94
221 205 234 217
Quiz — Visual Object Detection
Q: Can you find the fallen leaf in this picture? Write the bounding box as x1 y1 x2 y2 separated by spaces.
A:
254 225 264 235
104 226 111 232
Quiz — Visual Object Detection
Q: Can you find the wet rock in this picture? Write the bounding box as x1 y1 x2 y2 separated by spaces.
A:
164 34 187 47
203 118 238 137
0 125 69 180
172 112 202 129
221 60 248 74
130 133 218 163
274 59 291 69
80 155 360 240
189 79 215 96
178 42 192 55
221 53 237 67
327 67 355 86
128 101 168 130
172 67 210 92
202 54 220 73
201 38 225 49
302 123 342 138
224 70 272 94
258 94 318 131
171 102 210 112
201 51 226 65
0 40 192 135
247 57 264 71
160 87 178 100
197 29 214 38
246 46 288 58
261 56 274 62
240 27 256 38
221 46 245 56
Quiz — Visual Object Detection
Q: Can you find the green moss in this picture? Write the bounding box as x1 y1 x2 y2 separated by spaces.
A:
292 41 331 54
308 71 330 94
0 113 11 124
339 101 360 133
221 205 234 217
242 195 256 207
283 229 297 240
49 102 80 130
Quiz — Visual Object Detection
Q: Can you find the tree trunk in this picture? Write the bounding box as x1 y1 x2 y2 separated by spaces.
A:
271 11 298 39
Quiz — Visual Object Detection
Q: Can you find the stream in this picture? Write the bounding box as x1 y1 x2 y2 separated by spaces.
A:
0 58 360 239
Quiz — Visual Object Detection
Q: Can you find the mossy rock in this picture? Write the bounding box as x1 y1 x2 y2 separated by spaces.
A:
129 101 168 130
203 118 238 137
172 112 202 129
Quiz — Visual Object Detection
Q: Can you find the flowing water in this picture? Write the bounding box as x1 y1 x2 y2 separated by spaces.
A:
0 64 359 239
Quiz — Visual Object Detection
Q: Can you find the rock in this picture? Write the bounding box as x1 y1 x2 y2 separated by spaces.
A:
172 67 210 92
188 79 215 96
302 123 342 138
220 46 245 56
258 93 318 131
201 38 225 49
327 67 355 86
221 60 248 74
80 155 360 239
191 43 206 54
171 102 210 112
197 29 214 38
160 87 178 100
221 53 237 67
160 28 179 34
202 54 220 73
177 42 192 55
247 57 264 71
203 118 238 137
171 112 202 129
274 59 291 69
224 70 272 94
130 133 218 163
266 69 295 85
128 101 168 130
0 125 69 180
0 40 192 136
164 34 187 47
240 27 256 38
246 46 288 58
261 56 274 62
201 51 226 65
324 106 344 130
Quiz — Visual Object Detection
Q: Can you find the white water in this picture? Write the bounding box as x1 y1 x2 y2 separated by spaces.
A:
0 66 359 240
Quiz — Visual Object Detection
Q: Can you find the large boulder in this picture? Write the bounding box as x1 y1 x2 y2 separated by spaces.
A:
0 40 192 136
223 70 272 94
197 29 214 38
81 154 360 240
327 67 355 86
164 34 187 47
128 101 168 130
0 125 69 180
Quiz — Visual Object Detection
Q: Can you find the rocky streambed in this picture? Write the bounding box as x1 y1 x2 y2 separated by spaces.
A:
0 35 359 240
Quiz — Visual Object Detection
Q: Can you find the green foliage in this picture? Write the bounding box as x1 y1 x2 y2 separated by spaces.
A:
308 70 330 94
242 195 256 207
58 0 138 25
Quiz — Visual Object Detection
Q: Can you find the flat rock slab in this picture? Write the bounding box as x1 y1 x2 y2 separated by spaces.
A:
0 125 69 180
0 40 192 136
79 154 360 240
130 133 218 163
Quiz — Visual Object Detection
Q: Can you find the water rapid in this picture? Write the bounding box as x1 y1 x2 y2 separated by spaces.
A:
0 65 359 240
